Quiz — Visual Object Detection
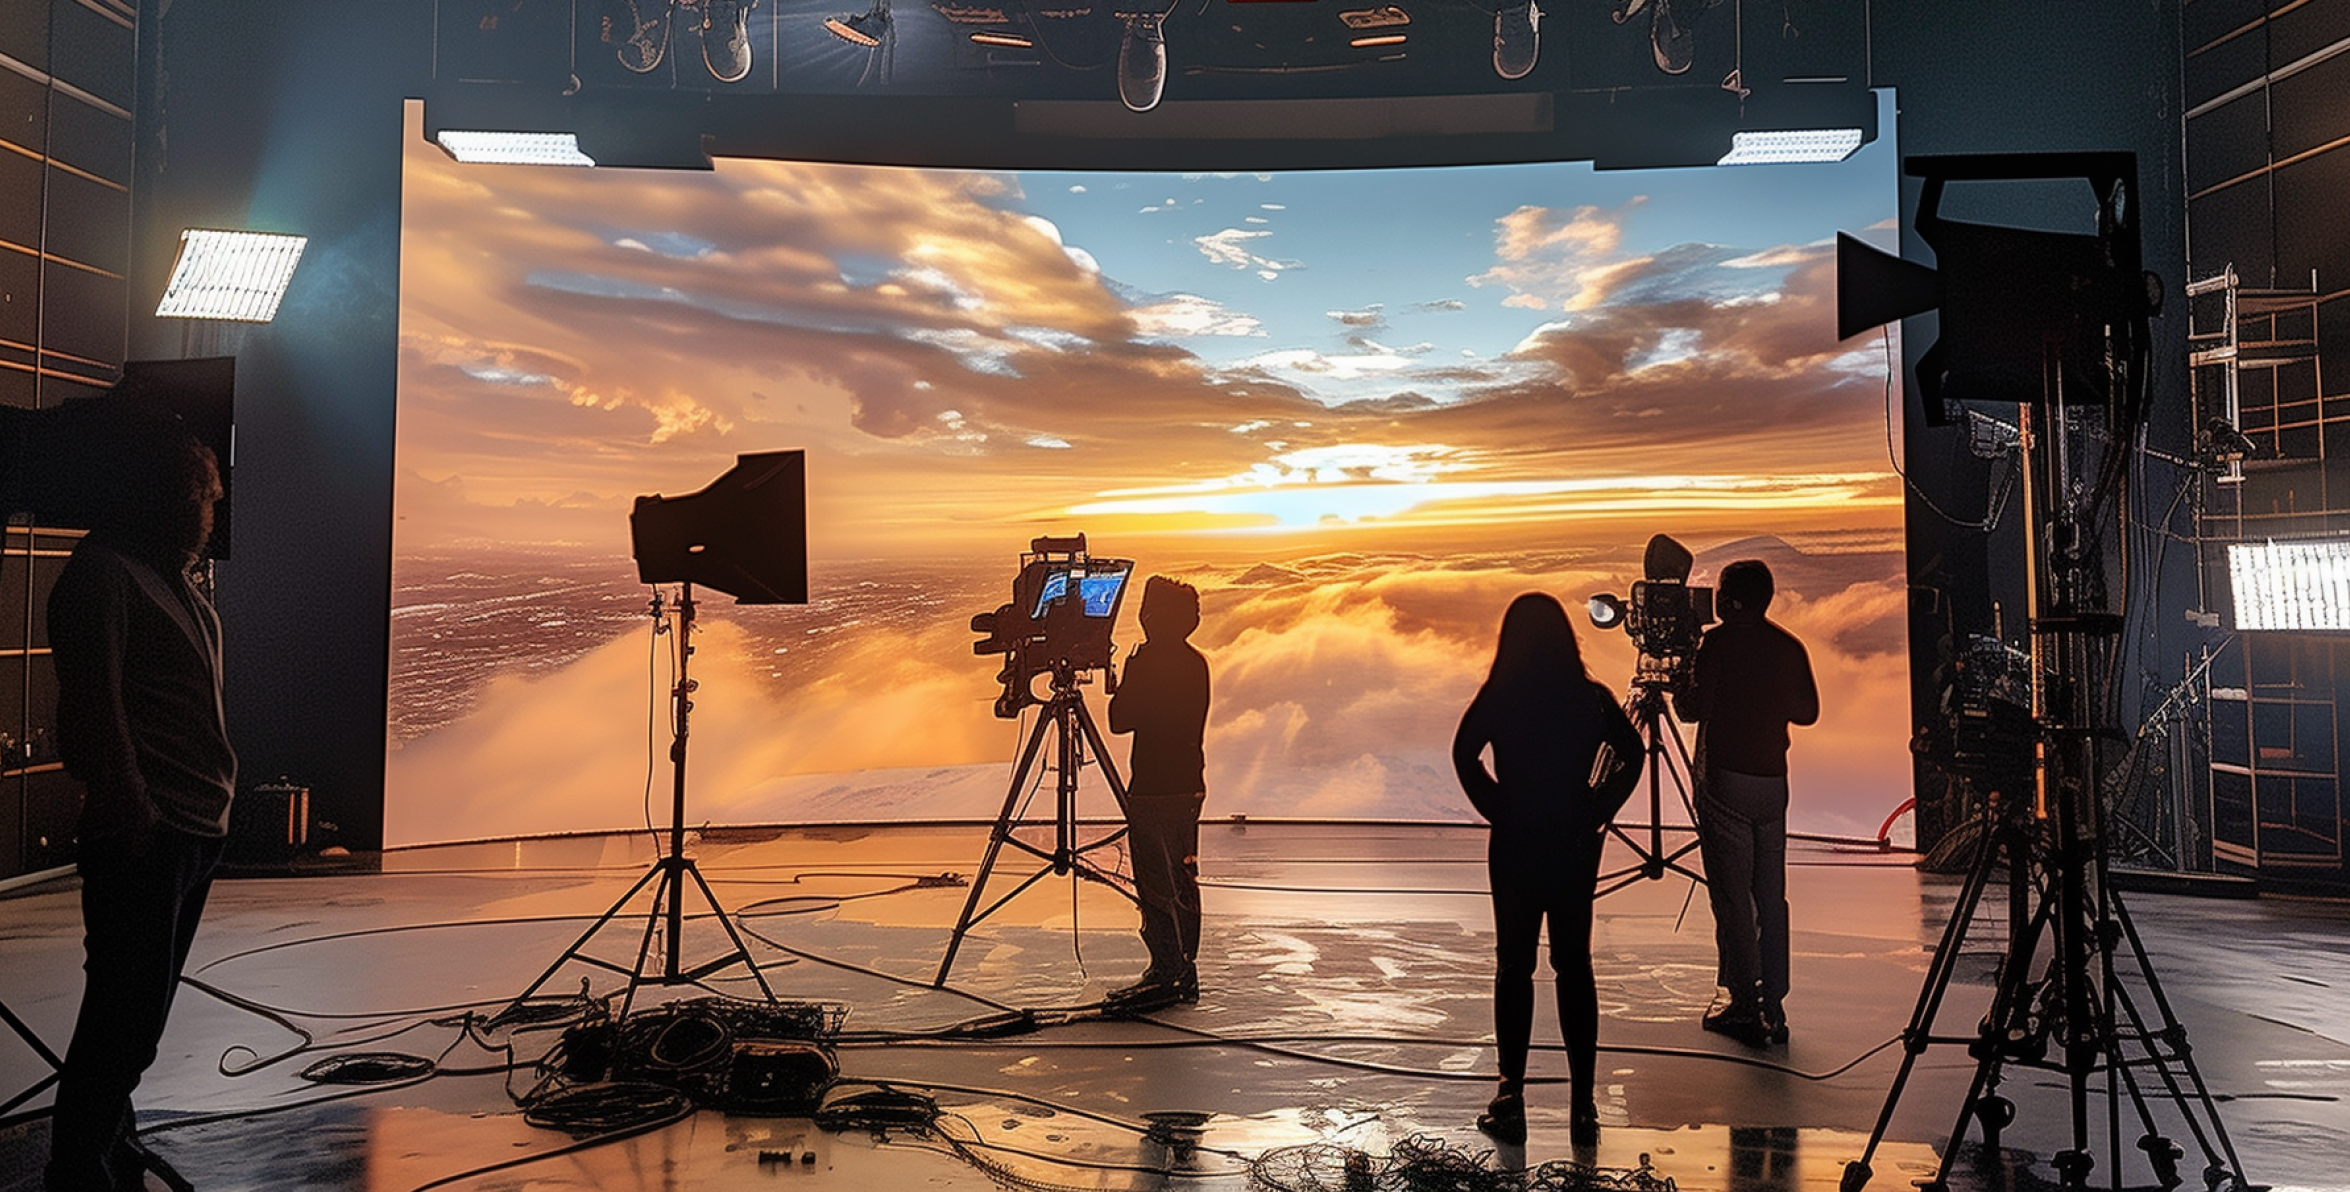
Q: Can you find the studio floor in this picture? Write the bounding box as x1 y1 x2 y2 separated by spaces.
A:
2 821 2346 1192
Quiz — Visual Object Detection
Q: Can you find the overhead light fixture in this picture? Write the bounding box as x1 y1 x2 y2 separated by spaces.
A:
1118 12 1168 113
435 130 597 166
156 230 308 323
1338 6 1410 28
969 31 1032 47
1716 128 1864 166
1350 34 1408 48
2227 539 2350 631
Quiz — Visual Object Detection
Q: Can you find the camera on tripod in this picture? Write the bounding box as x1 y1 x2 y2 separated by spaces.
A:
970 534 1135 719
1586 534 1716 672
1914 634 2037 794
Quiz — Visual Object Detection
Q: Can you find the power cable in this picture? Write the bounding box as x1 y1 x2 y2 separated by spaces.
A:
1881 326 2016 531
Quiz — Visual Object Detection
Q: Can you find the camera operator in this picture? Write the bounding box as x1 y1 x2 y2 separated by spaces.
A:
1106 576 1210 1008
1674 559 1817 1047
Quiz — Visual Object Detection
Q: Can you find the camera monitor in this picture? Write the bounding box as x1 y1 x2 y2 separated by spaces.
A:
1029 566 1071 619
1079 563 1131 618
1026 560 1132 620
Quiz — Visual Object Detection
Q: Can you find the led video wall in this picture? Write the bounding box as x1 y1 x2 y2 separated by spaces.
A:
389 101 1908 848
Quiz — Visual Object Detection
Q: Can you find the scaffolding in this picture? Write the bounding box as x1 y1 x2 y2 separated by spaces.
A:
2185 265 2342 875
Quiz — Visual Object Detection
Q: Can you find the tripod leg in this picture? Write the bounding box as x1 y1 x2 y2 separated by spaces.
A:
1053 697 1140 909
1655 708 1709 882
618 861 671 1019
0 994 61 1115
1846 808 2011 1191
937 709 1057 986
679 859 780 1001
2108 891 2245 1186
1071 696 1132 820
505 861 668 1012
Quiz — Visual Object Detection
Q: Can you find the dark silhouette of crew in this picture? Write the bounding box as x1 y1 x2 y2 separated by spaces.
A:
1106 575 1210 1008
1453 592 1642 1146
45 412 234 1192
1675 559 1818 1047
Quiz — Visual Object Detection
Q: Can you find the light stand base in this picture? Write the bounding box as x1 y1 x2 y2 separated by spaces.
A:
507 852 779 1019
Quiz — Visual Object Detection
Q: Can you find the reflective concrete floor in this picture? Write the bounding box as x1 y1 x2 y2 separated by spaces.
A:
2 822 2345 1191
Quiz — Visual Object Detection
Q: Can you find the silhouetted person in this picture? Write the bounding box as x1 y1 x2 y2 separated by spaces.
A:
1675 559 1817 1047
45 417 233 1192
1454 593 1642 1146
1107 575 1209 1007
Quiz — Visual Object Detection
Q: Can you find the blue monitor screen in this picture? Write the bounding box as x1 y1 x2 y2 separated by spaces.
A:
1030 568 1070 619
1080 569 1128 617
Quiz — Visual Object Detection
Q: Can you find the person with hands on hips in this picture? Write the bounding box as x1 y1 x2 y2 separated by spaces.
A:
1454 592 1642 1147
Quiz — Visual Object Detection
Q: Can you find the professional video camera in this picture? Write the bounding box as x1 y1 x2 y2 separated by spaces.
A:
970 534 1135 718
1914 633 2037 793
1586 534 1715 669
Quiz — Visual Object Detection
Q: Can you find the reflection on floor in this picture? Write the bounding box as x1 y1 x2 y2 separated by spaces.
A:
2 823 2346 1191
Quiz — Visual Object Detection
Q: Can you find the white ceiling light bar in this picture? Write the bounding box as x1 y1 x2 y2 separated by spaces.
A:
2228 539 2350 631
435 130 597 167
1716 128 1865 166
155 229 309 323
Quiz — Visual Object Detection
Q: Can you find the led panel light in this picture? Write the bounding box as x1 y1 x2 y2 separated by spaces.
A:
2228 539 2350 631
1717 128 1865 166
155 229 309 323
434 130 597 167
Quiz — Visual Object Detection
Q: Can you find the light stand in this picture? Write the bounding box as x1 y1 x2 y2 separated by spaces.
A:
935 660 1137 986
505 584 779 1017
1836 155 2246 1192
501 450 808 1018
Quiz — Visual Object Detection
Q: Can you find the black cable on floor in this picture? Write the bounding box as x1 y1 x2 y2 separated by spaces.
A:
404 1097 695 1192
842 1018 1906 1084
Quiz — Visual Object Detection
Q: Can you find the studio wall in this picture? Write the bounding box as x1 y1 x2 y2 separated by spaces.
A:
0 0 135 882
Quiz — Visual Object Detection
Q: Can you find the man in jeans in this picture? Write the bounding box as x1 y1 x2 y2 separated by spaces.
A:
45 414 235 1192
1676 559 1817 1047
1106 576 1210 1009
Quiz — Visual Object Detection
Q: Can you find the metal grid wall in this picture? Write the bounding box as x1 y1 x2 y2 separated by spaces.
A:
0 0 136 881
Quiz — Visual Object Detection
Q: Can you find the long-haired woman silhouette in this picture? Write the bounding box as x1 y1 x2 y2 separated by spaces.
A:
1453 592 1642 1146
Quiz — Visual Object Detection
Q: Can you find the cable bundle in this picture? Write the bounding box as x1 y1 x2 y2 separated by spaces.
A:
525 996 847 1124
1250 1134 1678 1192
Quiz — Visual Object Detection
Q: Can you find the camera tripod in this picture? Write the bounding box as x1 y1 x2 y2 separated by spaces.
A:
1843 397 2245 1191
935 661 1136 986
1840 769 2244 1192
1597 663 1709 897
504 584 778 1019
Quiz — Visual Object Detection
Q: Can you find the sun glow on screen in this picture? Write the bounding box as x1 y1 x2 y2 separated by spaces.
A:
387 98 1910 848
